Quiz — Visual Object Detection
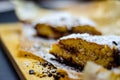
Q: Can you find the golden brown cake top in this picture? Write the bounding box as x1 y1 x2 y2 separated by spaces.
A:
33 12 96 29
60 33 120 49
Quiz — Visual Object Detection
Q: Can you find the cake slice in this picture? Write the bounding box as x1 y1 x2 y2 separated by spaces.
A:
49 33 120 68
34 13 101 39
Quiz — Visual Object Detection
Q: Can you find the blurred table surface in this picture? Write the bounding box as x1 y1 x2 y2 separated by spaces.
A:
0 10 20 80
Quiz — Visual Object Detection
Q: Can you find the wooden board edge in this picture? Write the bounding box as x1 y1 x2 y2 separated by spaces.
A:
0 38 26 80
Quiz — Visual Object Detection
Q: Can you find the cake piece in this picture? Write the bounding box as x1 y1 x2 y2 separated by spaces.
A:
34 13 101 39
49 33 120 68
83 62 120 80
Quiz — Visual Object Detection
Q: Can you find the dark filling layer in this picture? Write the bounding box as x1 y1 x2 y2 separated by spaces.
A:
50 54 83 72
114 50 120 67
51 49 120 71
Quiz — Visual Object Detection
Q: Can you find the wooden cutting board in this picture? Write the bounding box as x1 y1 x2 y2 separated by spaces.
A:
0 23 71 80
1 23 119 80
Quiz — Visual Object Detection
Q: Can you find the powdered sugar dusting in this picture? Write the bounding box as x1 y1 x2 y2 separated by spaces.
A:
21 27 82 79
60 33 120 49
33 12 96 29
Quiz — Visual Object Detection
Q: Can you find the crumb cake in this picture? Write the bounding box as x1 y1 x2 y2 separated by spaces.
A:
34 13 101 39
83 62 120 80
50 33 120 68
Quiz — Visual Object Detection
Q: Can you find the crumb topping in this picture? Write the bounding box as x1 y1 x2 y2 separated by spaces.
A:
60 33 120 49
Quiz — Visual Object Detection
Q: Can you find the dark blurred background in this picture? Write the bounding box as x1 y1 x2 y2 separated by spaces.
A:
0 1 19 80
0 11 20 80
